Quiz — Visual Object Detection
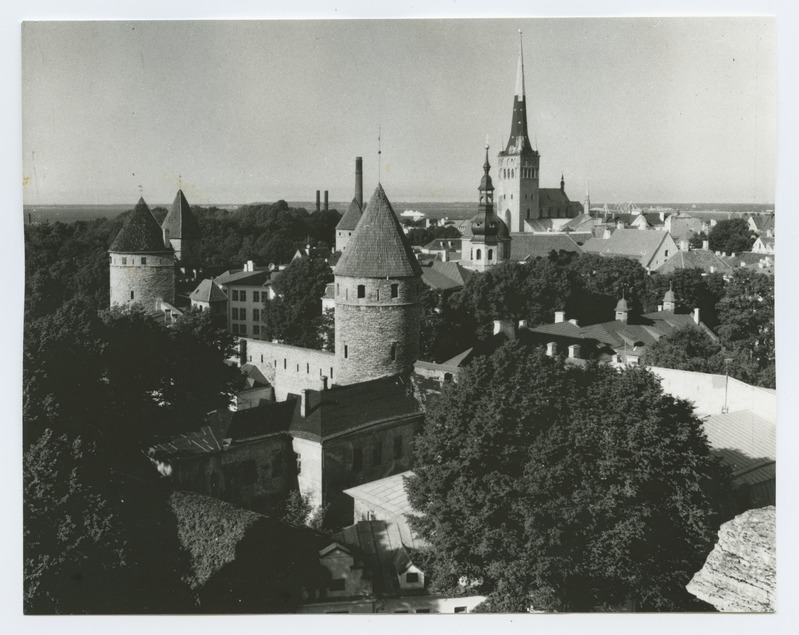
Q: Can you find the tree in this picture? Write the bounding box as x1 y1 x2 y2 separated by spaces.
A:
407 343 730 611
261 255 333 349
708 219 754 254
644 269 726 328
644 326 722 373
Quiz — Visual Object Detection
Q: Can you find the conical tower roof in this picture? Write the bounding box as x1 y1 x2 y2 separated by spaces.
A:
109 197 172 253
504 31 535 156
334 184 422 278
161 189 201 239
336 197 363 231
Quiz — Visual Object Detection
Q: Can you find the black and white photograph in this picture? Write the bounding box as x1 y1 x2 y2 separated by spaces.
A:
14 5 791 625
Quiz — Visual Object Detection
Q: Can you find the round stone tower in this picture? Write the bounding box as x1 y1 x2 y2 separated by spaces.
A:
109 197 175 309
333 183 423 386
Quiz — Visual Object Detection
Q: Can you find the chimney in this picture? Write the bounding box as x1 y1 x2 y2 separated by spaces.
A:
568 318 579 327
245 260 255 272
492 319 516 340
603 228 612 239
518 319 528 329
315 190 320 213
301 389 310 417
554 311 566 324
568 344 581 359
659 211 666 222
546 342 557 357
324 190 329 212
441 250 448 263
680 239 689 251
355 156 363 209
693 308 700 324
617 220 625 229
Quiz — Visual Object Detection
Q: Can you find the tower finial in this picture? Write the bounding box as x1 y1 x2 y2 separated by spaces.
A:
178 174 182 190
515 29 526 98
138 184 143 197
378 125 382 183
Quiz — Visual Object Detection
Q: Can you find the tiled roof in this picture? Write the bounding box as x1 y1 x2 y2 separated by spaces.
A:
109 197 173 253
656 249 734 274
524 218 554 233
334 184 423 278
509 233 583 261
420 261 473 292
581 236 608 253
336 197 363 231
704 410 775 487
289 374 423 441
190 278 229 303
721 253 775 275
749 215 775 233
215 269 271 287
226 399 296 442
561 213 595 233
538 188 571 209
161 189 201 239
591 228 669 266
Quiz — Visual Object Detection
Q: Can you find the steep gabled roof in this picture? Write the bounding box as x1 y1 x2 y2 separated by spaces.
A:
334 184 423 278
109 197 173 253
592 228 670 267
656 249 734 275
420 260 473 292
190 278 229 303
336 197 363 231
161 189 201 240
509 233 583 261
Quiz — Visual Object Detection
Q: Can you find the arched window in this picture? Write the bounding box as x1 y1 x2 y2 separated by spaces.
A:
488 249 493 261
476 248 482 260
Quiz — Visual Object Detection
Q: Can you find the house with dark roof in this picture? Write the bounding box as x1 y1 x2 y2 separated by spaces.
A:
420 260 474 293
747 214 775 238
655 249 734 275
189 278 228 317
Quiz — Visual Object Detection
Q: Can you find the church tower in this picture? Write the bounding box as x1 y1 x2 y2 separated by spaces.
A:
161 189 201 265
333 184 423 386
109 197 175 308
462 145 511 271
495 31 540 232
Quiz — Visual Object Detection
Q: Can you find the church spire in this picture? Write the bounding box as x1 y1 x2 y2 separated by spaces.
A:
505 30 534 155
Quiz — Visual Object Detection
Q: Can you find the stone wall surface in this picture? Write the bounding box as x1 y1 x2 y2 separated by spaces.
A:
109 256 175 308
243 339 335 401
686 506 776 612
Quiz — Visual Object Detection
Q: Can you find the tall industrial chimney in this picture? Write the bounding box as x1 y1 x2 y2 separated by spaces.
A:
355 156 363 209
324 190 329 212
315 190 320 213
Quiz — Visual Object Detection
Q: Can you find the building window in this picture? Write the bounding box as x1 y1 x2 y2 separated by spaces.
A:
240 290 247 302
390 342 397 361
284 358 287 369
416 609 431 614
357 284 365 298
664 249 669 258
253 324 260 335
122 257 127 265
454 607 467 614
475 249 482 260
130 290 134 300
141 257 147 265
330 367 334 379
253 308 260 321
232 307 239 320
394 435 403 460
391 283 399 298
352 447 363 472
329 579 345 592
372 442 382 465
344 345 348 359
393 610 409 614
253 291 260 302
406 572 419 583
488 249 493 261
295 452 302 473
376 288 380 301
232 289 239 301
306 363 310 374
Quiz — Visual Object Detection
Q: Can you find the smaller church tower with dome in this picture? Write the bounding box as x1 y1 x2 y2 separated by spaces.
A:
109 197 176 308
460 145 511 271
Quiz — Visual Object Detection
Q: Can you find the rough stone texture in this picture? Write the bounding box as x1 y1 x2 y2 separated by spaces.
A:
109 253 175 308
687 506 776 612
335 276 421 386
243 339 334 401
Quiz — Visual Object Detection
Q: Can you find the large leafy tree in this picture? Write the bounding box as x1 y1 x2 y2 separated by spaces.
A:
644 269 726 327
708 218 754 254
644 325 723 373
407 343 729 612
261 255 334 349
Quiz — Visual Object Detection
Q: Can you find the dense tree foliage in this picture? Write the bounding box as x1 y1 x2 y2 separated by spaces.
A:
708 218 754 254
261 255 334 349
644 326 723 373
644 268 726 328
407 344 730 612
406 224 461 247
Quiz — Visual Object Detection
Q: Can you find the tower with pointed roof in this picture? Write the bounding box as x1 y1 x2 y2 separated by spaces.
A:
333 184 423 386
496 31 540 233
335 157 365 253
663 284 676 312
461 146 511 271
109 197 176 308
161 189 201 265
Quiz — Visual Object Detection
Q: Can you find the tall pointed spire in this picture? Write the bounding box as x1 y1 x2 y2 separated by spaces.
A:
505 30 534 155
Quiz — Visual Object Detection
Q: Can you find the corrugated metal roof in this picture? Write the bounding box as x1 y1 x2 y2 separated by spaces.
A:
109 197 173 254
334 184 423 278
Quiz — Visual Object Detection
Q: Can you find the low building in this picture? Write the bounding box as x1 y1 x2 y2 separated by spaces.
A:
752 236 775 255
581 227 678 271
189 278 228 316
655 249 734 275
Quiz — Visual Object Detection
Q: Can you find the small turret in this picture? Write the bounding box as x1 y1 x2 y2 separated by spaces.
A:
663 283 676 312
615 295 629 323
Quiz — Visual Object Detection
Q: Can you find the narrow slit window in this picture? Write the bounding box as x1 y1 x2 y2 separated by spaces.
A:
391 284 399 298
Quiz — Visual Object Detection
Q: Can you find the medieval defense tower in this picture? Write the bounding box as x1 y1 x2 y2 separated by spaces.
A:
495 32 540 232
462 146 511 271
333 184 423 386
109 197 175 308
335 157 365 253
160 189 202 265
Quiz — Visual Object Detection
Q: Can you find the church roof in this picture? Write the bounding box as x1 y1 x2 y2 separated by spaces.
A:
334 184 423 278
109 197 173 254
538 188 572 209
161 189 201 240
502 34 535 156
336 197 363 231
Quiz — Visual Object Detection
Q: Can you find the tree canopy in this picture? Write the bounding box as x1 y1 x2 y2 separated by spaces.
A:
708 219 754 254
407 343 730 612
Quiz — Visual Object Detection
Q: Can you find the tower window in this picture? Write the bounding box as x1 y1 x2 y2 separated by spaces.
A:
130 290 134 300
141 257 147 265
476 249 482 260
122 257 127 265
376 288 380 301
488 249 493 261
391 283 399 298
284 358 287 369
390 342 397 361
344 345 348 359
357 285 365 298
306 363 310 374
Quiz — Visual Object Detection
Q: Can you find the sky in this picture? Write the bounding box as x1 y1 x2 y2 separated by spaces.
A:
22 18 775 206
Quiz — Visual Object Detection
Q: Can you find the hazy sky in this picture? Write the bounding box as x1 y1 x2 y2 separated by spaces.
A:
22 18 775 205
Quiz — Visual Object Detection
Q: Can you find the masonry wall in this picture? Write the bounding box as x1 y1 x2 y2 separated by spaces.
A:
293 436 324 511
649 366 776 420
242 338 335 401
335 276 421 386
322 415 424 527
495 152 540 230
109 252 175 308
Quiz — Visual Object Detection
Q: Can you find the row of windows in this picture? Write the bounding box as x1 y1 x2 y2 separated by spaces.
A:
470 248 495 261
342 343 397 361
232 307 261 321
231 289 264 303
336 283 400 300
113 256 154 265
351 436 404 472
276 358 334 379
500 167 537 179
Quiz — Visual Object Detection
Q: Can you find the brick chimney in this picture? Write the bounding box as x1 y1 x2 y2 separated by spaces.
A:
315 190 320 213
355 156 363 209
